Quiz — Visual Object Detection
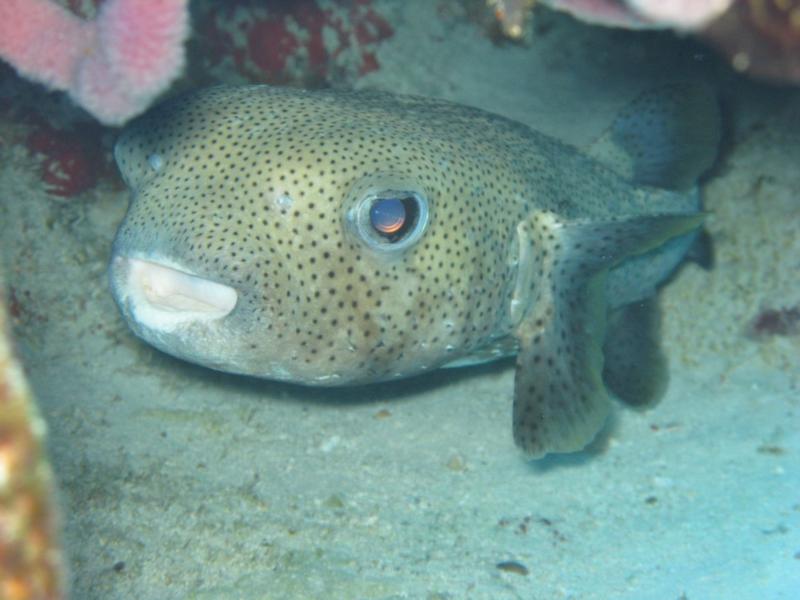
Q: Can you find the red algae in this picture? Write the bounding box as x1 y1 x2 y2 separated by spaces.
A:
749 305 800 337
23 118 109 198
246 15 302 77
0 86 114 198
25 125 97 197
195 0 394 85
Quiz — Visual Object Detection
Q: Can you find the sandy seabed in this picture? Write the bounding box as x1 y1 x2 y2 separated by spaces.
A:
0 1 798 598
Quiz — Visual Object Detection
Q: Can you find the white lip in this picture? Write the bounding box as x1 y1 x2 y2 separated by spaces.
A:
113 256 238 332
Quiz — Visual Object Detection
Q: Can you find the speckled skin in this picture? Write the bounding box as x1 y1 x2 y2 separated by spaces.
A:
111 85 712 455
111 85 698 384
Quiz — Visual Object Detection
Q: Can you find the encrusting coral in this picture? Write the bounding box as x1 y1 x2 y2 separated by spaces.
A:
0 277 64 600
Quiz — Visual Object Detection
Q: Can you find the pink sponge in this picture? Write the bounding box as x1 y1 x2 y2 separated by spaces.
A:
542 0 733 29
0 0 189 125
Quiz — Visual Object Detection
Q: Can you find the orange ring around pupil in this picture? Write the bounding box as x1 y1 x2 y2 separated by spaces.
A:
378 215 405 234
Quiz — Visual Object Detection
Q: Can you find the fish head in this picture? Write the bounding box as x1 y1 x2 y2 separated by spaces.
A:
110 86 515 385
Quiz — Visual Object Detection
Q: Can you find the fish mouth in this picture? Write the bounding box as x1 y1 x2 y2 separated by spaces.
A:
110 256 238 333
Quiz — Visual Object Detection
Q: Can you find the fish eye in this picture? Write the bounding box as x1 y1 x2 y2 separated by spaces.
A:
349 190 428 252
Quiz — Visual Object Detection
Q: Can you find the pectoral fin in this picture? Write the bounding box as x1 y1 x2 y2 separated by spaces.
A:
512 211 702 458
603 299 668 408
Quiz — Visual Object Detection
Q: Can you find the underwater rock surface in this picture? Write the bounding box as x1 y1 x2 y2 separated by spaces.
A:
0 1 798 598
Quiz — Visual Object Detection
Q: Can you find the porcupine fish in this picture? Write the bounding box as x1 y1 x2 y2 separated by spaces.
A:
109 84 720 458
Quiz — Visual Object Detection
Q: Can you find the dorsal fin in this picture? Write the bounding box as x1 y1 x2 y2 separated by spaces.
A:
588 83 721 191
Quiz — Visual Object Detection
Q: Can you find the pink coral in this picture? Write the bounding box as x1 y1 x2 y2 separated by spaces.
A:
542 0 733 29
627 0 732 29
538 0 800 84
543 0 653 28
0 0 189 125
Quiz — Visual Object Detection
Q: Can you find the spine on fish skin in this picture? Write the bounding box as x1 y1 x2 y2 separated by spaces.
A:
0 282 64 600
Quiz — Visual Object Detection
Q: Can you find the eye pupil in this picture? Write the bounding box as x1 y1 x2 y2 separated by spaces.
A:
370 196 420 241
370 198 406 236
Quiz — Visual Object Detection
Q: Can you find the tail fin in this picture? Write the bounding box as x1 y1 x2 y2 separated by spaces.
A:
588 83 721 191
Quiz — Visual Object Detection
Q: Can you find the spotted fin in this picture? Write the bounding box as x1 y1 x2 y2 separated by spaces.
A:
511 211 703 458
588 83 721 191
602 299 668 408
